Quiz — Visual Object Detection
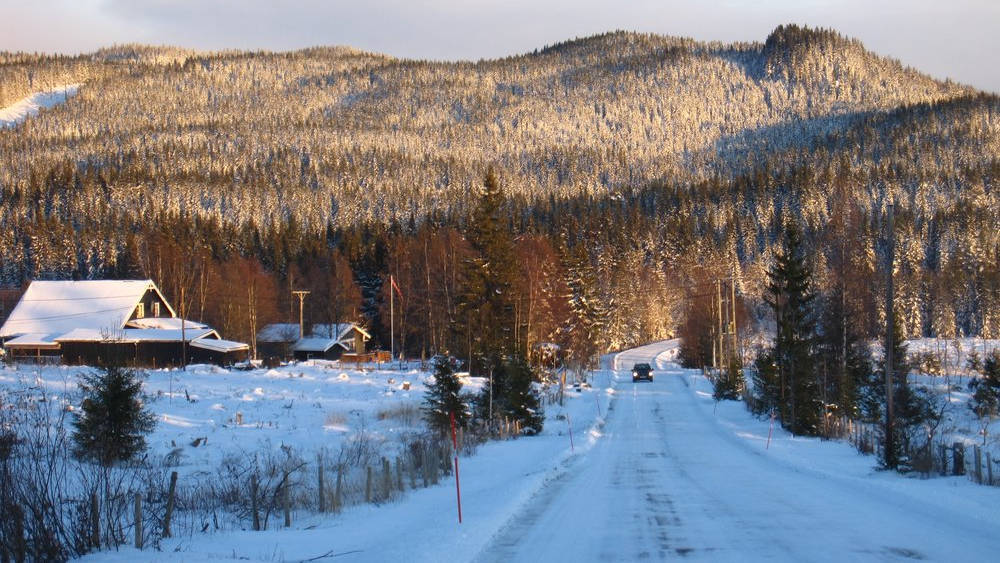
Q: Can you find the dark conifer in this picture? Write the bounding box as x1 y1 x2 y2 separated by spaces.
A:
765 221 822 435
456 169 519 374
968 352 1000 420
423 355 469 435
72 365 156 466
502 356 544 434
818 285 873 418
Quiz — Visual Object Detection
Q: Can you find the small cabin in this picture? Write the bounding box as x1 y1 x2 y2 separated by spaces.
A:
0 279 248 367
257 323 370 362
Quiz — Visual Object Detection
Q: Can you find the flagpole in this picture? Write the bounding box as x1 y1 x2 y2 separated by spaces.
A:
390 274 395 365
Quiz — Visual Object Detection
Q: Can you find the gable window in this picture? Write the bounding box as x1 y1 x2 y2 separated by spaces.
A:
135 303 145 319
152 302 160 317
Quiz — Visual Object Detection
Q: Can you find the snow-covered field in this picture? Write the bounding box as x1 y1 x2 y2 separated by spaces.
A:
2 359 470 482
0 84 80 127
4 339 1000 561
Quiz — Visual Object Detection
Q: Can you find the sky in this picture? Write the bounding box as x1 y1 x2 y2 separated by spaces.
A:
4 0 999 93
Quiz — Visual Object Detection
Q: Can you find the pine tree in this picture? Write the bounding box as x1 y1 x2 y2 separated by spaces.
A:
423 356 469 435
456 169 520 374
713 358 744 401
72 365 156 466
502 356 544 435
863 316 937 470
474 355 544 434
751 348 780 416
817 285 873 418
968 352 1000 420
765 221 822 435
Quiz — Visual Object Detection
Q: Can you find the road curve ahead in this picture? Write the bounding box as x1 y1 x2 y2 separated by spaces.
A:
476 345 1000 562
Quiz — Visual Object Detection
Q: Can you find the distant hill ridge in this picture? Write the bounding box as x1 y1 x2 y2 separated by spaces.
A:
0 24 996 287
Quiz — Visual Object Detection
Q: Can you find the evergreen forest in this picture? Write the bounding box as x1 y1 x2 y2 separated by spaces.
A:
1 25 999 371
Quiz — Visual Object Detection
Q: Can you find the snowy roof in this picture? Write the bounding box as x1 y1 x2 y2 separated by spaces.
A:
258 323 370 343
190 338 249 353
55 328 216 343
0 280 174 338
257 323 302 343
126 317 207 330
2 333 61 349
291 337 346 353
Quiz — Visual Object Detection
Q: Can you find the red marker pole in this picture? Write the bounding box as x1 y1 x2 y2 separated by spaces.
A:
450 411 463 524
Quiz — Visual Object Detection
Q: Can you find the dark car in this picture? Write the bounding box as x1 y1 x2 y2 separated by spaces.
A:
632 362 653 382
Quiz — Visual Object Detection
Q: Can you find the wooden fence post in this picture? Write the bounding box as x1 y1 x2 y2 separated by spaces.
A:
422 445 430 488
953 442 965 476
408 452 418 489
251 474 261 531
939 444 948 476
395 456 404 492
134 492 143 549
974 446 983 484
334 466 343 512
317 454 325 513
430 445 440 485
13 504 25 563
365 466 373 503
90 491 100 548
163 471 178 538
381 458 392 501
283 471 292 527
988 452 994 486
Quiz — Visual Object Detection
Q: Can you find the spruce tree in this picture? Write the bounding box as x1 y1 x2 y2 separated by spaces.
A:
968 352 1000 420
713 358 743 401
764 221 822 435
751 348 780 416
423 356 469 434
472 355 544 434
818 285 873 418
456 169 519 374
72 365 156 466
502 356 544 434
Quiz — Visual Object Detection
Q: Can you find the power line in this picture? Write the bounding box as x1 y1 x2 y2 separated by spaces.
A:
19 294 143 302
1 305 134 324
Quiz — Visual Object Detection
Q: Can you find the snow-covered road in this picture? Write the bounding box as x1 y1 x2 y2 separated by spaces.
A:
76 340 1000 562
476 343 1000 562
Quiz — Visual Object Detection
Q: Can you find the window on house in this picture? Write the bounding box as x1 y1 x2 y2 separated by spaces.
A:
135 303 145 319
152 302 160 317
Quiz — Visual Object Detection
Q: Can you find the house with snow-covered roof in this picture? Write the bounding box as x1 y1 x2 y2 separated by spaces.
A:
0 279 248 366
257 322 370 362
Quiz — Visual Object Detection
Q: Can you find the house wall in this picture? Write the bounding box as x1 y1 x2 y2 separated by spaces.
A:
129 288 174 322
292 346 344 362
257 341 291 362
59 340 220 368
190 346 248 366
5 347 61 364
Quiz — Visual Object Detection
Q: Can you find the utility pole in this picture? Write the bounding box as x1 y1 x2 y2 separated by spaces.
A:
717 279 725 373
730 275 738 364
884 202 896 469
181 286 186 371
710 282 717 372
292 290 310 340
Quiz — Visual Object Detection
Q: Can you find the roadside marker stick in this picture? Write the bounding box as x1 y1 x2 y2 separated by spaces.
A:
595 391 603 418
567 413 575 453
450 412 462 524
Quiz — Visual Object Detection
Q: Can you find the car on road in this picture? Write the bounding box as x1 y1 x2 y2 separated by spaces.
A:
632 362 653 382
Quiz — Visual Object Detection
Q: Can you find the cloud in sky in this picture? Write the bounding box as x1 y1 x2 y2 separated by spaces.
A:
4 0 998 93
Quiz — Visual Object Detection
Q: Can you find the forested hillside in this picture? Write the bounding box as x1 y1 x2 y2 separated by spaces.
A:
1 25 998 364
